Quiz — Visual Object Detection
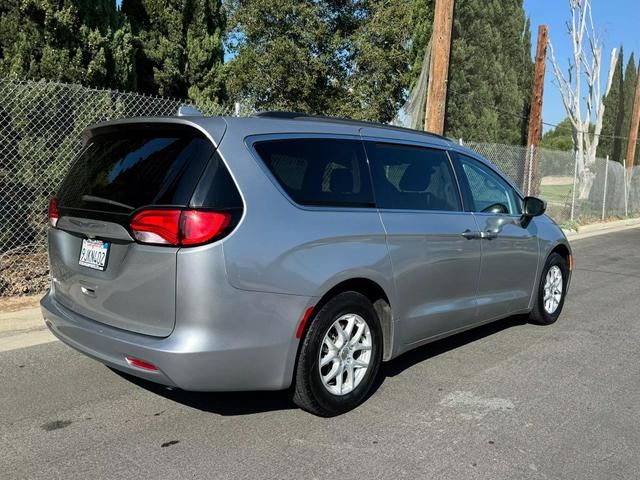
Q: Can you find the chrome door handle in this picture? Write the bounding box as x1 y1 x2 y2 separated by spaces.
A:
480 230 499 240
461 229 482 240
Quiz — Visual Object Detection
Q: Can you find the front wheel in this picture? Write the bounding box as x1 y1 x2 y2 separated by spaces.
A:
292 291 382 416
529 252 569 325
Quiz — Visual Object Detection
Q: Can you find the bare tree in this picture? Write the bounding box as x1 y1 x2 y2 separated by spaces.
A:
549 0 618 198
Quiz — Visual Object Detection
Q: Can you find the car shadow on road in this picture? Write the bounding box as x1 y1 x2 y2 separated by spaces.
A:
111 314 529 416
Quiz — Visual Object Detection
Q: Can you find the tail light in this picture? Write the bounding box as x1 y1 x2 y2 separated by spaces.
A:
48 197 60 227
129 209 232 246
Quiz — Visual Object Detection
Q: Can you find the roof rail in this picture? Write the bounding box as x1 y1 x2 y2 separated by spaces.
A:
254 111 451 142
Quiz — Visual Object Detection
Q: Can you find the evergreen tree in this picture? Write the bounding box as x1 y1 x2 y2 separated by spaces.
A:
621 54 638 164
599 46 625 162
444 0 532 144
332 1 414 122
122 0 225 104
0 0 136 90
408 0 532 144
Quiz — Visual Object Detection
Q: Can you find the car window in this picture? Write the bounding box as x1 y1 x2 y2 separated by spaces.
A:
364 142 461 212
456 154 521 215
253 138 374 208
57 126 214 213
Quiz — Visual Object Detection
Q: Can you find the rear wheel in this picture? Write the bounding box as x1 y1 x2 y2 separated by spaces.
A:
292 291 382 416
529 252 568 325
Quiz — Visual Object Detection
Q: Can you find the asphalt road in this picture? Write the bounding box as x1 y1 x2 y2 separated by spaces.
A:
2 229 639 480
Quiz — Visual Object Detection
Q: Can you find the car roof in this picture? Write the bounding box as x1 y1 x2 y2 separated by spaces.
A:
86 112 454 149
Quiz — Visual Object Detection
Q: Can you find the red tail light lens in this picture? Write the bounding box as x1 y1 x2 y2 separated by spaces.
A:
48 197 60 227
130 209 181 245
180 211 231 246
130 209 232 246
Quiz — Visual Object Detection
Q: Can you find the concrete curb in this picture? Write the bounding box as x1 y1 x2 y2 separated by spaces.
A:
0 307 43 334
564 217 640 241
0 305 55 352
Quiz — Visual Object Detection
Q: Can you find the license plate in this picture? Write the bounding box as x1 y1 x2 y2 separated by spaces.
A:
79 239 110 271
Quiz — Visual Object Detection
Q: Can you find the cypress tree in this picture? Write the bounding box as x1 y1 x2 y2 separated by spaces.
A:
0 0 135 90
621 54 638 164
410 0 533 144
332 1 414 122
599 46 625 162
122 0 225 104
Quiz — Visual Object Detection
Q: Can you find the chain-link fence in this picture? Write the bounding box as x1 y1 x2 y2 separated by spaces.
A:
0 78 230 296
462 140 640 226
1 78 639 297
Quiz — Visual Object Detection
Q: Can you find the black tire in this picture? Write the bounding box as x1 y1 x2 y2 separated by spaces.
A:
529 252 569 325
292 291 382 417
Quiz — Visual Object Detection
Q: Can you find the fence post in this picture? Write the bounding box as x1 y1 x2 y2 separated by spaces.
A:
601 155 609 220
570 150 578 222
458 138 464 146
526 144 534 196
624 166 628 217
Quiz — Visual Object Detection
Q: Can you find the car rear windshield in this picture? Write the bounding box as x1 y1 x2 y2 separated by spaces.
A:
57 125 215 215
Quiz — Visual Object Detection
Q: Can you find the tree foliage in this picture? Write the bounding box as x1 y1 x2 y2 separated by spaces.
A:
0 0 136 90
224 0 413 122
0 0 540 145
541 118 575 152
621 54 639 165
598 46 625 162
444 0 532 144
122 0 226 104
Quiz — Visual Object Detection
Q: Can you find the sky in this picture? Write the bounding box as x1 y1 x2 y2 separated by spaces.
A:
524 0 640 131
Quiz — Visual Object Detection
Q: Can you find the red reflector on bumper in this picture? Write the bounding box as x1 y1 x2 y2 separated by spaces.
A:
296 306 315 339
125 356 158 371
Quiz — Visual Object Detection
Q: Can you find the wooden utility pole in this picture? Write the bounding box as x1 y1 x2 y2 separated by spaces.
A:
625 61 640 170
424 0 455 135
525 25 549 195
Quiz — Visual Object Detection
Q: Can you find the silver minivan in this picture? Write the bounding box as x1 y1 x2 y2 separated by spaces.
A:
41 113 572 416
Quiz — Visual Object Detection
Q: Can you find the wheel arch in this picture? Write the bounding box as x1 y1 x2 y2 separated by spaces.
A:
299 277 395 362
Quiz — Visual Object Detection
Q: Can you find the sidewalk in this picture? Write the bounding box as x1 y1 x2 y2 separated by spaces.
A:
563 217 640 241
0 301 55 352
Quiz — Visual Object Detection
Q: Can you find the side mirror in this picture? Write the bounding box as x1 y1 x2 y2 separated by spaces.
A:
523 196 546 217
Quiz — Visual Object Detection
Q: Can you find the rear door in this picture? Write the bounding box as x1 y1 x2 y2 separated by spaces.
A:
363 140 481 345
50 123 217 337
452 152 539 320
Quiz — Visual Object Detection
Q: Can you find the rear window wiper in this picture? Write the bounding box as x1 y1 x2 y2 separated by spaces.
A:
81 195 135 211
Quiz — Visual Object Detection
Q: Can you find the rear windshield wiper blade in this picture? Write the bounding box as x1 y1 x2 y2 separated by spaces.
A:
81 195 135 211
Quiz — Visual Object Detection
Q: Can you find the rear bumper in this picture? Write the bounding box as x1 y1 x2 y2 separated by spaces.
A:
41 290 313 391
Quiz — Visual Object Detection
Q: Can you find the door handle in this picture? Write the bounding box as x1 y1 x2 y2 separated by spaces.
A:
80 285 97 297
480 229 499 240
461 229 482 240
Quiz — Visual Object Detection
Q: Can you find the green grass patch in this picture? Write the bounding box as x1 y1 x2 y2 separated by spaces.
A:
539 184 572 204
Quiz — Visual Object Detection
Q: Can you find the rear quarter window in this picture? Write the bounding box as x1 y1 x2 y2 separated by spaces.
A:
253 138 374 208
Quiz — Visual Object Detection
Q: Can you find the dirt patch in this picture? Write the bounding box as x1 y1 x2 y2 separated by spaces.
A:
0 251 49 298
0 294 42 312
541 175 573 186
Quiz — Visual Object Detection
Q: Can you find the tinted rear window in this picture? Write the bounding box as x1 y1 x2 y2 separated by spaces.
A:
253 138 374 207
58 126 215 214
